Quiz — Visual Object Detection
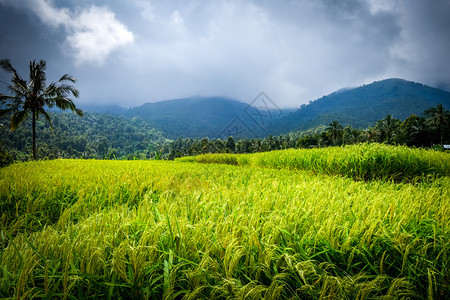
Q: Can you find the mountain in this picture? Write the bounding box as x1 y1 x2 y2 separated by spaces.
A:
270 78 450 134
80 78 450 139
124 96 289 139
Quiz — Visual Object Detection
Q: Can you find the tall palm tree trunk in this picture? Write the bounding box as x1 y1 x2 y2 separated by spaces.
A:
32 110 37 160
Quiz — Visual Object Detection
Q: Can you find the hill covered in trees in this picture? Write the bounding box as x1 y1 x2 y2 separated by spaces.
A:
0 112 168 161
114 79 450 138
269 78 450 134
123 96 289 139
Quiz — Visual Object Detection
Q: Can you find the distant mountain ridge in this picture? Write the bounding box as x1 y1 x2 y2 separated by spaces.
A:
123 96 289 139
80 78 450 138
269 78 450 134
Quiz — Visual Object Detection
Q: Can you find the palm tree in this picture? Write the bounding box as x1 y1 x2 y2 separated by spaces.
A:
377 114 401 144
342 126 360 145
326 120 343 145
0 59 83 160
410 117 431 147
424 104 449 146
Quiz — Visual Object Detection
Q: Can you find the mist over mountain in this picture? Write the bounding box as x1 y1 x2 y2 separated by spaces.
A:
78 104 127 114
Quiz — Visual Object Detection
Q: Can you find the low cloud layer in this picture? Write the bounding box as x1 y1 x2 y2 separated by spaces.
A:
0 0 449 108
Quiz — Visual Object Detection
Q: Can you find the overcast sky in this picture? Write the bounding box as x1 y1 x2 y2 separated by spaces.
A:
0 0 449 108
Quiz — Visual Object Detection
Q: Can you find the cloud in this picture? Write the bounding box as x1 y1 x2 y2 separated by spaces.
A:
2 0 134 65
66 6 134 64
70 0 450 106
1 0 449 107
121 0 405 106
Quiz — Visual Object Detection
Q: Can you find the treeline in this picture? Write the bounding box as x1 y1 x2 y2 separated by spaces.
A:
1 104 448 165
167 104 450 159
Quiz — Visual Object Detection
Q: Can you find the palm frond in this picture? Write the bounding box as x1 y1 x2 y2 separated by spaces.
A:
58 74 77 83
0 59 16 73
12 82 29 101
45 83 79 99
51 97 75 110
38 108 54 130
10 110 28 131
30 60 47 97
1 59 29 98
75 108 84 117
0 94 17 103
0 95 23 111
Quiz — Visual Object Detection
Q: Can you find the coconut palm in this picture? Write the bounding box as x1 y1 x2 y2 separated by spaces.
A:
424 104 449 146
376 114 401 144
326 120 343 145
342 126 361 145
410 117 431 147
0 59 83 160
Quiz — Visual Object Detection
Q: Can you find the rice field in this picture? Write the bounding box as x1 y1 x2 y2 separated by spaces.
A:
1 144 449 299
178 143 450 183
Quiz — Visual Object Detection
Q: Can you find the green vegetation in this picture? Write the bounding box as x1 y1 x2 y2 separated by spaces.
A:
123 96 284 139
179 143 450 182
0 59 83 160
166 104 450 160
270 78 450 134
1 102 448 164
1 145 449 298
0 111 168 161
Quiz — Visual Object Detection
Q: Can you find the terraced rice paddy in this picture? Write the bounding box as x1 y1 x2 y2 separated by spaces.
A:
1 144 449 299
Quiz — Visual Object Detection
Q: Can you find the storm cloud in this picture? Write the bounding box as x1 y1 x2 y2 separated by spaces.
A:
0 0 449 108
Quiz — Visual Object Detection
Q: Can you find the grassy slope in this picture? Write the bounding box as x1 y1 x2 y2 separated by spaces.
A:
0 151 449 298
178 143 450 182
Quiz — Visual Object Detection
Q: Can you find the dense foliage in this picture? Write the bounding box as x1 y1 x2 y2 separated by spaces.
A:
0 59 83 160
167 105 450 159
1 146 449 298
0 111 168 161
123 96 285 139
270 78 450 134
0 104 448 165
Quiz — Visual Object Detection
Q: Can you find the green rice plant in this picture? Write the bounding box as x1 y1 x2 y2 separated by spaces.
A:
0 156 448 298
178 143 450 183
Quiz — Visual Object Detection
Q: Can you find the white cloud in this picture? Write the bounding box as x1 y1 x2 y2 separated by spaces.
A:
6 0 134 64
67 6 134 64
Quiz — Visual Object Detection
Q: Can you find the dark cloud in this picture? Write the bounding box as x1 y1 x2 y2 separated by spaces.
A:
1 0 449 108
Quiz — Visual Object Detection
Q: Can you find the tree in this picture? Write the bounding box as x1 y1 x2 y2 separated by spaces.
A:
424 104 450 146
400 114 431 147
410 117 431 147
225 136 236 153
0 59 83 160
326 120 343 145
342 126 361 145
376 114 401 144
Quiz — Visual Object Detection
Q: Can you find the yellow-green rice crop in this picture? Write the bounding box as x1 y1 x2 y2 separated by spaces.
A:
179 143 450 182
0 150 449 298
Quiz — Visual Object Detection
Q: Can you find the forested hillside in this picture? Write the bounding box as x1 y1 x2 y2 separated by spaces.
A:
124 96 287 139
0 112 168 161
270 78 450 134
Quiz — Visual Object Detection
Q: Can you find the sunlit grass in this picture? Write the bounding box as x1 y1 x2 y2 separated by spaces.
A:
178 143 450 182
1 148 449 298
